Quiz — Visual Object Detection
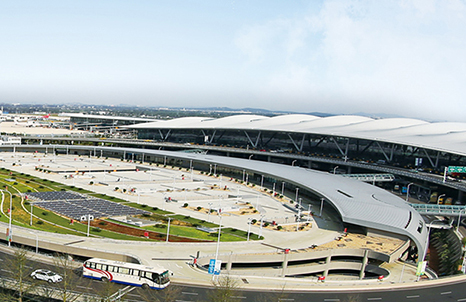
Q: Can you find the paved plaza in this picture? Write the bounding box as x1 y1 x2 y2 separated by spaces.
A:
0 151 422 289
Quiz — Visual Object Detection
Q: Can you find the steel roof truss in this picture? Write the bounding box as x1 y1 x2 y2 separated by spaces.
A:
243 131 261 148
330 136 347 158
158 129 171 141
287 133 306 152
375 141 390 163
421 148 435 168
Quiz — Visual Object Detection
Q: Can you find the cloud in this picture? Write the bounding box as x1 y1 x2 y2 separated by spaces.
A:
234 0 466 121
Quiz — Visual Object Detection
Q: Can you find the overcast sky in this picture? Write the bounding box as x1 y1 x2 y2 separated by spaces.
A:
1 0 465 121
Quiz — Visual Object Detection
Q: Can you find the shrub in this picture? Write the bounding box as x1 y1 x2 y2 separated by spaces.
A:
152 207 158 211
251 219 257 224
197 206 202 211
183 203 189 208
141 204 147 208
264 222 269 227
99 221 107 226
92 227 101 232
155 224 166 228
36 220 44 225
41 212 48 216
277 226 283 230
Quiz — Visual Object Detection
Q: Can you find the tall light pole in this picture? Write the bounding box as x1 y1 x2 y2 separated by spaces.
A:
29 232 38 254
406 183 414 202
86 214 92 237
320 198 324 217
260 175 264 190
247 218 252 242
457 209 465 230
30 201 33 226
166 218 172 243
259 215 264 238
249 154 253 160
292 160 297 166
437 194 446 205
333 166 339 174
2 189 13 247
214 215 223 275
295 188 299 203
208 203 213 222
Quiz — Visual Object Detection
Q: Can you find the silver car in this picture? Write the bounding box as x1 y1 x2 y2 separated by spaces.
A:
30 269 63 283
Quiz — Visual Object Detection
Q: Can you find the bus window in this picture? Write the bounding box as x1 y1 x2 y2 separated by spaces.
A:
96 264 103 270
131 270 139 276
152 273 160 281
120 268 130 275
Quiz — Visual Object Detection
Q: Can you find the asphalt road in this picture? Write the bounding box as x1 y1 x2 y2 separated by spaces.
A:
1 248 466 302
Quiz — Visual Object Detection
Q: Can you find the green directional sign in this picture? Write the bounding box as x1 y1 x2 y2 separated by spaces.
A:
448 166 466 173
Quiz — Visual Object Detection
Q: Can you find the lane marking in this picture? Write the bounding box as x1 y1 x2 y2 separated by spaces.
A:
457 299 466 301
367 298 382 301
406 295 420 299
324 300 340 302
231 296 246 299
441 291 452 295
182 292 199 296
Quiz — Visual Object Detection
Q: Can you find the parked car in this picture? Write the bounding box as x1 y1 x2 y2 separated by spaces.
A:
30 269 63 283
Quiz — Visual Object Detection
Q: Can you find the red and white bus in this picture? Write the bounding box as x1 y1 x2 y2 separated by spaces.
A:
83 258 170 290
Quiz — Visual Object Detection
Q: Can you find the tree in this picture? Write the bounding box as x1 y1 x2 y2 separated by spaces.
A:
207 274 241 302
53 254 86 302
5 247 36 302
139 285 183 302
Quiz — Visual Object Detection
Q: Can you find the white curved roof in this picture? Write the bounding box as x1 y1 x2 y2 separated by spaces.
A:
91 147 427 261
128 114 466 156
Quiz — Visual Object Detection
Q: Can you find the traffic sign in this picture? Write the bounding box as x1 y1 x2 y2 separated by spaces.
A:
208 259 216 274
448 166 466 173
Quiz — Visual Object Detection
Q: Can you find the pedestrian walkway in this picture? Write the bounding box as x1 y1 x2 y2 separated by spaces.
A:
0 152 431 291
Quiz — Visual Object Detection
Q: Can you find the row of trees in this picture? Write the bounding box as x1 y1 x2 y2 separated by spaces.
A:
0 247 364 302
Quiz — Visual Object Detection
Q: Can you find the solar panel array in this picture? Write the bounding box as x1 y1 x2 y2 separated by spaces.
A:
28 191 150 220
27 191 86 201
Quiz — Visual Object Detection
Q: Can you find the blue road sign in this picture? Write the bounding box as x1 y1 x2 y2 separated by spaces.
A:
208 259 216 274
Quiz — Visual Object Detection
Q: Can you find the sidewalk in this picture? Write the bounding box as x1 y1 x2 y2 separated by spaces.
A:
0 152 439 291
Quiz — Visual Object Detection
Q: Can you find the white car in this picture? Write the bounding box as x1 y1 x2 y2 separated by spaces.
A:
30 269 63 283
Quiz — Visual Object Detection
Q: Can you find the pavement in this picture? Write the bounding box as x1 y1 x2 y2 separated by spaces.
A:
0 151 443 291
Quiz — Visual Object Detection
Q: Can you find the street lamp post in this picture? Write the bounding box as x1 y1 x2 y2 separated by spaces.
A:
458 209 465 230
260 175 264 190
333 166 339 174
87 214 91 237
29 232 38 254
214 215 223 276
247 218 252 241
208 203 213 222
437 194 446 205
292 160 297 166
295 188 299 203
406 183 414 202
249 154 253 160
1 189 13 247
320 198 324 217
259 215 265 238
166 218 172 243
30 202 33 226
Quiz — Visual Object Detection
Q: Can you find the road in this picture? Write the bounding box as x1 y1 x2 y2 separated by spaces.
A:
1 248 466 302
